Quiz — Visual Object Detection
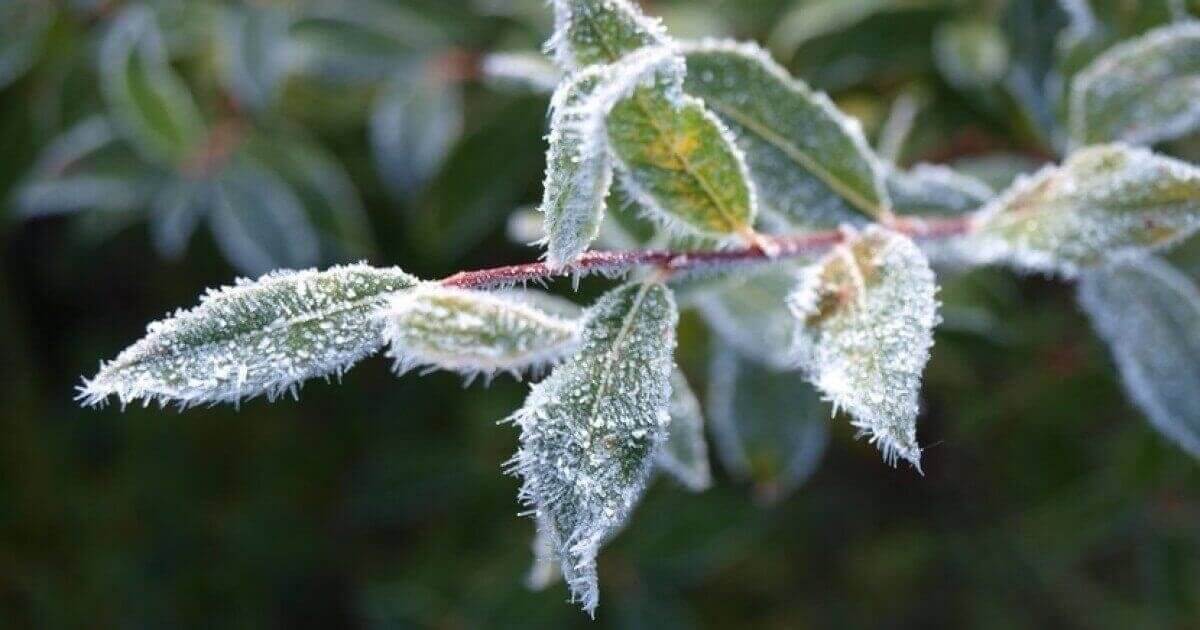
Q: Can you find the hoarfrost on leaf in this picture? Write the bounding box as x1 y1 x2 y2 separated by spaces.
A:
656 368 712 492
963 144 1200 278
680 39 890 228
80 264 419 409
382 284 580 381
508 281 678 617
1070 22 1200 146
549 0 670 69
1078 256 1200 459
787 227 939 470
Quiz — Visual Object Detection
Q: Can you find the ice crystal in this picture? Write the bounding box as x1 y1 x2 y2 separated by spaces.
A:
787 227 940 470
540 47 684 267
549 0 670 70
1078 256 1200 459
680 39 889 228
1070 22 1200 146
707 344 828 504
964 144 1200 278
508 281 678 616
656 368 712 492
79 264 418 409
382 284 580 381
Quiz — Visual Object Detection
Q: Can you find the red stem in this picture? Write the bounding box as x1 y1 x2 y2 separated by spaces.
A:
441 216 973 290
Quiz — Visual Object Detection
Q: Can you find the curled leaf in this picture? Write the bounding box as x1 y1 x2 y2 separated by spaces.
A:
787 227 939 469
382 284 580 380
965 144 1200 277
656 368 712 492
1070 22 1200 146
707 345 828 504
681 40 889 227
80 264 418 409
509 281 678 616
1079 256 1200 459
549 0 669 69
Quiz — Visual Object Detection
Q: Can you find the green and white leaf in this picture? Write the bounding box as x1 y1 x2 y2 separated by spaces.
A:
509 281 678 616
99 6 206 166
707 344 828 503
787 227 939 469
80 264 419 409
370 60 463 199
696 266 801 370
209 161 321 275
549 0 670 69
933 19 1010 90
482 51 563 94
1079 256 1200 460
681 40 889 228
656 368 712 492
607 85 759 241
887 163 994 218
964 144 1200 277
217 5 294 111
1070 22 1200 146
382 284 580 380
540 47 683 267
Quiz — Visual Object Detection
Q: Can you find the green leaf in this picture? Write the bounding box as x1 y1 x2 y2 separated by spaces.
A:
696 267 801 370
371 59 463 199
382 284 580 380
217 6 293 111
1070 23 1200 146
0 0 53 89
541 47 683 267
788 227 939 469
607 86 759 240
708 344 829 503
482 51 563 94
549 0 669 68
887 163 994 217
209 160 320 275
656 368 712 492
965 144 1200 277
509 281 678 616
933 19 1010 89
99 7 206 166
80 264 419 409
1079 256 1200 459
681 40 889 227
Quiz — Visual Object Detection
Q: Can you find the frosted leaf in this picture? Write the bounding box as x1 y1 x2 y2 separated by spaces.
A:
16 175 154 218
1070 22 1200 146
680 40 889 228
540 47 684 267
549 0 670 69
381 284 580 380
607 88 760 241
79 264 419 409
482 51 563 94
370 60 463 199
209 161 320 275
696 266 802 370
656 368 712 492
964 144 1200 278
508 281 678 616
787 227 939 469
150 178 208 260
887 163 994 218
526 517 562 591
99 6 205 166
933 19 1010 90
707 344 829 504
217 6 292 111
1078 256 1200 459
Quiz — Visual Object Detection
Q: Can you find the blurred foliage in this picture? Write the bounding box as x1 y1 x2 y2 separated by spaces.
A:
2 0 1200 627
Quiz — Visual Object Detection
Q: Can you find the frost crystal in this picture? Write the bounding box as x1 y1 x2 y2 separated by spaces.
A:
964 144 1200 278
508 281 678 616
1070 22 1200 146
540 47 684 268
549 0 670 70
655 368 712 492
80 264 418 408
787 227 940 469
1078 256 1200 460
382 284 580 381
680 39 890 228
707 344 828 504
